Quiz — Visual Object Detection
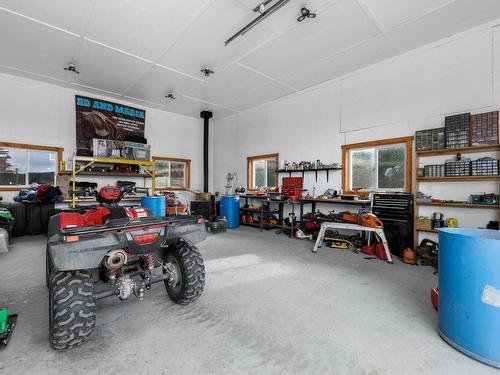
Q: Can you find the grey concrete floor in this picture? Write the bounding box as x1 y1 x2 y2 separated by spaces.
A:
0 227 496 375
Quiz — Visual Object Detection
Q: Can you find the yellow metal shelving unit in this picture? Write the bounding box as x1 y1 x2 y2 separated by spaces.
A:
70 156 155 208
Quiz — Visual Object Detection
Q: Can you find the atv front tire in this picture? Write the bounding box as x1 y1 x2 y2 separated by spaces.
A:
49 270 96 350
164 242 205 305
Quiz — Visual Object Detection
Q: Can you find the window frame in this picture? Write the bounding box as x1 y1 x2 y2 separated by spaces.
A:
341 136 413 194
152 156 191 191
0 142 63 191
246 153 279 191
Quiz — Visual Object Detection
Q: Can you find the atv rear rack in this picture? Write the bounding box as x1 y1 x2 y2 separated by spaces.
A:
60 215 203 236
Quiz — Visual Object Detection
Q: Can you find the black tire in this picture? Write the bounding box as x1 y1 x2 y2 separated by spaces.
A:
40 204 55 235
25 204 42 235
45 245 53 288
49 270 96 351
164 242 205 305
8 202 26 237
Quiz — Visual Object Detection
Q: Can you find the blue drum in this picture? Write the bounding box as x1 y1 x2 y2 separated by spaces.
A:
439 228 500 368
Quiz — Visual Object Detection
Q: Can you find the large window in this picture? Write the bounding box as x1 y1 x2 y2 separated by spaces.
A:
153 157 190 190
342 137 412 193
247 153 278 191
0 142 62 190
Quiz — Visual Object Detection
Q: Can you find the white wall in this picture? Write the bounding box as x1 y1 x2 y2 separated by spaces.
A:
0 72 205 201
214 22 500 241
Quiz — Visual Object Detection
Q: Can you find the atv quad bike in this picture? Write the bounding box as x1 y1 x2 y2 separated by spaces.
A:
46 186 206 351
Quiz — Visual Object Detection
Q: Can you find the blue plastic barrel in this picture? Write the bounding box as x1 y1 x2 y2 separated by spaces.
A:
439 228 500 368
220 196 240 229
141 196 166 217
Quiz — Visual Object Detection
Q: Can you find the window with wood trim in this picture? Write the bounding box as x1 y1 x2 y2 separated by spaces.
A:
0 142 63 190
153 157 191 190
247 153 279 191
341 137 413 193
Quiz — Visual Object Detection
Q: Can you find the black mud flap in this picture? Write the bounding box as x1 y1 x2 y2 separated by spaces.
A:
0 314 17 347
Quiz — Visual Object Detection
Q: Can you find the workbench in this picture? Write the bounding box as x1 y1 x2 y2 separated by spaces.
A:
299 198 371 229
313 221 393 264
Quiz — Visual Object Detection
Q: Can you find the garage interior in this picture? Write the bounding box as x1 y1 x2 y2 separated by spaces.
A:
1 1 500 374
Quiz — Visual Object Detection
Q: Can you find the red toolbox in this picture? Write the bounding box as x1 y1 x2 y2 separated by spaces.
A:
281 177 303 202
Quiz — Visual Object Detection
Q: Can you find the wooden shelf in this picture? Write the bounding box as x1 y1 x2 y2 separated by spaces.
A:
416 201 499 209
301 198 371 205
417 176 500 182
416 228 439 233
416 144 500 157
240 208 262 213
74 156 154 167
60 171 151 178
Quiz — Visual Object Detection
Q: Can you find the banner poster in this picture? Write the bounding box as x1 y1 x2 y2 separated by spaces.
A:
75 95 146 151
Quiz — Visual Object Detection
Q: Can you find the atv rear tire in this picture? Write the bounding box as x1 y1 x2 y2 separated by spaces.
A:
164 241 205 305
49 270 96 350
45 245 54 288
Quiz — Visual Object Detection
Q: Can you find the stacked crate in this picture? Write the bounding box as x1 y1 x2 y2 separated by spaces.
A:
444 158 471 176
470 111 499 146
415 128 445 151
471 157 499 176
445 113 470 149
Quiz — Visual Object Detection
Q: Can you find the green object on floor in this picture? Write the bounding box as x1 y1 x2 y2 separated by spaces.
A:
0 307 7 334
0 210 13 221
0 307 17 347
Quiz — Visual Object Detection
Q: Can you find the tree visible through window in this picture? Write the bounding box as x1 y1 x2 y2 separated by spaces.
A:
343 137 412 193
247 153 278 190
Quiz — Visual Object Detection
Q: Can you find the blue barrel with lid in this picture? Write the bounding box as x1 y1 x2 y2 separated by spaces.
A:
141 196 166 217
220 196 240 228
438 228 500 368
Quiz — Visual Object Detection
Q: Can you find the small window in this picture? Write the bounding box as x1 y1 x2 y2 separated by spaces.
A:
0 143 61 189
342 137 412 193
153 157 190 190
247 153 278 191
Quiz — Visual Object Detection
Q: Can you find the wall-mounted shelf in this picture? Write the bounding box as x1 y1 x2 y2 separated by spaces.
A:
60 171 152 178
417 176 500 182
416 144 500 157
416 201 499 209
416 228 439 233
414 142 500 248
276 167 342 182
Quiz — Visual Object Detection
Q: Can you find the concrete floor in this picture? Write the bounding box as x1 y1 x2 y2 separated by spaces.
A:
0 227 496 375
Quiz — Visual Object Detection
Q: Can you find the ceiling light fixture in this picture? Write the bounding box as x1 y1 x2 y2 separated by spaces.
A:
165 92 175 100
297 7 316 22
225 0 290 46
64 63 80 74
201 67 214 77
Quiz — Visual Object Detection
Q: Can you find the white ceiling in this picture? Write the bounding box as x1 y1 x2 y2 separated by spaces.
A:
0 0 500 119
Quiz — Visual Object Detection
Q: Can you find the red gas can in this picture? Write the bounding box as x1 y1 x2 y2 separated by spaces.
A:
362 245 376 255
375 243 388 260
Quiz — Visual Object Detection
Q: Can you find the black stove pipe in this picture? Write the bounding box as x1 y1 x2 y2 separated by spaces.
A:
200 111 213 193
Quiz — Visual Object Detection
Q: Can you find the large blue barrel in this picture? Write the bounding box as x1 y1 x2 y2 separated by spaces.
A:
439 228 500 367
220 196 240 229
141 196 166 217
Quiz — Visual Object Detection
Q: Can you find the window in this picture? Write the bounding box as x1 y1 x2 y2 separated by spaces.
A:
0 142 62 190
342 137 412 193
247 153 278 191
153 157 190 190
